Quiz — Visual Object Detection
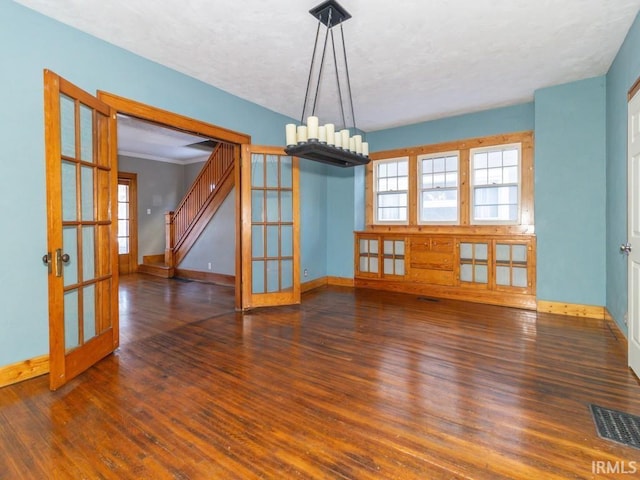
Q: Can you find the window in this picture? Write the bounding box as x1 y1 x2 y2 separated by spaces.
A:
471 144 520 224
366 131 533 231
418 152 459 223
374 157 408 223
117 182 130 254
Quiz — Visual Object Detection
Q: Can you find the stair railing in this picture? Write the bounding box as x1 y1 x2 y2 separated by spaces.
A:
165 142 235 266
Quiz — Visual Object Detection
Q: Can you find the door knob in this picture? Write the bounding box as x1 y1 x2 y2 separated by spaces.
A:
42 252 52 274
621 242 632 255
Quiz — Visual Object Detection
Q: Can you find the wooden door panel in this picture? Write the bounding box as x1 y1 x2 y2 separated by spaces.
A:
629 86 640 377
240 145 300 309
44 70 118 390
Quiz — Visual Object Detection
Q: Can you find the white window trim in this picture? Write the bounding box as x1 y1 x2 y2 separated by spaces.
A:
470 143 522 226
417 150 460 225
373 157 409 225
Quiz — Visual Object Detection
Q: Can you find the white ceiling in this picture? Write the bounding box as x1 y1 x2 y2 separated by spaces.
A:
117 115 214 164
14 0 640 133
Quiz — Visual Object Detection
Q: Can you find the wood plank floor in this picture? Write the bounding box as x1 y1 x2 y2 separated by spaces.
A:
1 274 640 479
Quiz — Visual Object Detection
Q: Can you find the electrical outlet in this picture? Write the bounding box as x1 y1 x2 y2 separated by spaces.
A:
303 269 308 277
146 208 151 215
207 262 212 270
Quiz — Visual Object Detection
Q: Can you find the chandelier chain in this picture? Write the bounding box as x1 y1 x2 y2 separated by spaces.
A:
330 26 347 129
340 23 357 133
312 9 333 118
301 19 323 124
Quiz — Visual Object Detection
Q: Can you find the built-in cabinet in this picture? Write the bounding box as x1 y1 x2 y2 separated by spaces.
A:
355 232 536 309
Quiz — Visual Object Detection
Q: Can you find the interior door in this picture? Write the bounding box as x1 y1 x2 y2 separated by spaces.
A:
44 70 119 390
240 145 300 309
117 173 138 275
628 85 640 377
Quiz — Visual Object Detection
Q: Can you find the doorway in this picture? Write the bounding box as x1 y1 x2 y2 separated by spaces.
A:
98 91 250 309
117 172 138 275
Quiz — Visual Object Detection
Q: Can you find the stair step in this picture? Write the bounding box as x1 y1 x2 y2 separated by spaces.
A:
139 262 174 278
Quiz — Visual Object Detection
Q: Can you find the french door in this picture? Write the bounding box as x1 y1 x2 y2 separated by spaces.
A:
117 172 138 275
44 71 119 390
240 145 300 309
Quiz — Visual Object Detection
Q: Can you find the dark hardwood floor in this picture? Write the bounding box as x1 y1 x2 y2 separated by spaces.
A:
1 274 640 479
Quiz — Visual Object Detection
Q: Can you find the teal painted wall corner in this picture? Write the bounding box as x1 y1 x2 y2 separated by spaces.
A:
534 76 607 306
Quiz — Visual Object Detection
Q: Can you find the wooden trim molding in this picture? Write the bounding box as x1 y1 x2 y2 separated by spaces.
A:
301 276 328 293
537 300 605 319
328 276 355 287
301 276 356 293
97 91 251 145
0 355 49 388
629 75 640 101
174 269 235 287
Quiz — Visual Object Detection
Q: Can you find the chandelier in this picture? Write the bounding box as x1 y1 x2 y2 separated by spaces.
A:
284 0 370 168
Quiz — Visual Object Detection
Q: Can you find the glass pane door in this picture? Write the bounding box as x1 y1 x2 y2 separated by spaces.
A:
241 146 299 309
60 93 101 351
45 71 118 390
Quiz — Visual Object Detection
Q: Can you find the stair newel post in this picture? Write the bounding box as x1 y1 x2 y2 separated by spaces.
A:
165 211 175 268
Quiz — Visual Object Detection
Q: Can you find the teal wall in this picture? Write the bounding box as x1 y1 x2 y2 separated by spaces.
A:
0 2 325 367
534 77 607 306
368 103 535 150
299 160 328 280
606 12 640 334
326 166 356 278
181 188 236 276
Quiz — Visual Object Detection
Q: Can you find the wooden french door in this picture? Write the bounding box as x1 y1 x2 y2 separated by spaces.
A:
240 145 300 309
117 172 138 275
44 71 119 390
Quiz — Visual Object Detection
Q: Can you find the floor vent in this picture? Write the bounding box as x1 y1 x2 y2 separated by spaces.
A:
590 403 640 449
172 277 193 283
417 296 440 303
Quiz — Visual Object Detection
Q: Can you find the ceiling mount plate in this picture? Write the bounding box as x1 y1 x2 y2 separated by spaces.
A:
309 0 352 27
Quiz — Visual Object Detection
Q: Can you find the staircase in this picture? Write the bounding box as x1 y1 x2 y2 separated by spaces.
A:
138 142 236 278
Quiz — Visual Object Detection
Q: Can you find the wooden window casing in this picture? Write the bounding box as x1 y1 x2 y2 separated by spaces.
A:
359 131 536 309
366 131 534 235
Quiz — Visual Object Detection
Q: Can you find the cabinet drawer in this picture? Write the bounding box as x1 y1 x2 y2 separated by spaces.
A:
410 251 454 271
408 267 455 286
409 238 454 253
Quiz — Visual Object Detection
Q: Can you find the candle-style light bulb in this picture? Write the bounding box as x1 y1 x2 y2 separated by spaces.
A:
285 124 297 146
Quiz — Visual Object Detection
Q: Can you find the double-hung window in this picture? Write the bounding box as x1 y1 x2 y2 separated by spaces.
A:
374 157 408 223
367 132 533 229
418 152 459 224
471 144 520 224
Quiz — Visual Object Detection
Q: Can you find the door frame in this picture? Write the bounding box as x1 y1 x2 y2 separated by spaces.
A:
96 92 251 309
